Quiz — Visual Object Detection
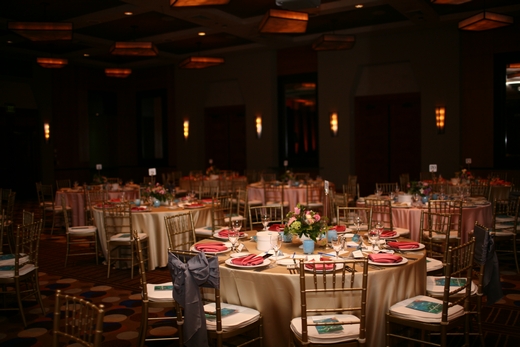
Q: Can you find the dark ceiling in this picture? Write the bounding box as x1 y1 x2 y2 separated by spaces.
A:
1 0 519 70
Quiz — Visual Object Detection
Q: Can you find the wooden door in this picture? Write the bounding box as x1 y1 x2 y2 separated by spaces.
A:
204 106 246 173
355 93 421 196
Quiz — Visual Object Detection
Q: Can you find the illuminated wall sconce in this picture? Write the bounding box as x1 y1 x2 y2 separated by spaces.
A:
44 122 50 142
330 112 338 137
435 106 445 134
183 119 189 141
255 115 262 139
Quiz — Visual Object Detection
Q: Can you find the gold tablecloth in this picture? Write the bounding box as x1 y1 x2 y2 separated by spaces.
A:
92 205 212 269
217 231 426 347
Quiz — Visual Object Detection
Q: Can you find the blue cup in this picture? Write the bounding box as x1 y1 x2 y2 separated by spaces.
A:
303 239 315 254
153 200 161 208
282 232 293 243
327 229 337 242
134 199 141 206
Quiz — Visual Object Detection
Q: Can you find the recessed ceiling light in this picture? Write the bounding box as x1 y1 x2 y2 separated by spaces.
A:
355 4 363 9
198 32 206 36
124 11 133 16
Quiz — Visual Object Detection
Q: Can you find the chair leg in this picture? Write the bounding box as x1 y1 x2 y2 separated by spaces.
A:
14 279 27 327
513 239 519 273
65 233 70 267
138 302 148 347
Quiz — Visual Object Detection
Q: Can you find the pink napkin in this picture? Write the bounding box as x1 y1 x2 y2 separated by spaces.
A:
110 198 121 202
330 225 346 232
368 253 403 263
305 259 334 271
218 230 245 238
195 242 228 252
380 230 397 237
186 203 204 208
231 254 264 266
131 206 148 211
268 224 285 231
387 241 419 249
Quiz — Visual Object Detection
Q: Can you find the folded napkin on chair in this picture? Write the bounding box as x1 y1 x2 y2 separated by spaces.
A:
368 253 403 263
380 230 397 237
194 242 228 252
268 224 285 231
231 254 264 266
387 241 419 249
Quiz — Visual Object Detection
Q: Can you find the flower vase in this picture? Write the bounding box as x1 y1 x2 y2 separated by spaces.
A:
302 239 315 254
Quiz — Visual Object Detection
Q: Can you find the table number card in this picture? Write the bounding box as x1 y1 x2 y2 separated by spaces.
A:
429 164 437 173
96 164 102 170
148 168 156 176
465 158 472 164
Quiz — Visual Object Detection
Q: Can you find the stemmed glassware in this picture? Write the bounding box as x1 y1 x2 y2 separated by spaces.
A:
368 228 381 252
232 220 242 234
354 215 362 234
270 232 282 265
261 214 270 231
331 236 344 259
228 230 239 252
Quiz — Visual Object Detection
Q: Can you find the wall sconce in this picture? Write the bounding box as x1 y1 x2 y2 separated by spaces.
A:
435 106 445 134
330 112 338 137
44 122 50 142
255 115 262 139
183 119 189 141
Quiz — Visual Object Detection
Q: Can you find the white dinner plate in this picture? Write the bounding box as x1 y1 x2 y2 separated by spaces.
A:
426 257 443 272
379 232 399 239
368 257 408 266
225 258 271 269
191 242 232 255
229 252 251 258
304 262 343 273
387 243 425 251
212 232 248 240
184 204 205 209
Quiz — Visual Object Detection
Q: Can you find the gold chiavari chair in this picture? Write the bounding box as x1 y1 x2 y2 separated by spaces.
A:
491 196 519 273
164 212 197 251
419 211 452 267
375 182 399 195
248 205 284 231
290 257 368 346
428 200 463 246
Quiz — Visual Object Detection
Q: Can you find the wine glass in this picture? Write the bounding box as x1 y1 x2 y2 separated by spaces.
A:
270 232 282 265
354 215 362 234
228 230 239 252
232 220 242 234
261 214 270 231
368 229 380 251
331 236 343 259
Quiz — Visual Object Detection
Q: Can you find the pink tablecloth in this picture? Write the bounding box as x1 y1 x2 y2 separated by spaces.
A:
390 204 493 243
247 184 307 211
56 189 138 226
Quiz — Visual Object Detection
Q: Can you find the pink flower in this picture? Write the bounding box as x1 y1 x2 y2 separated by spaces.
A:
288 217 296 226
315 214 321 222
294 206 300 214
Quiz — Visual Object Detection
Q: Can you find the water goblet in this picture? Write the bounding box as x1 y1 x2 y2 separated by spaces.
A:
261 214 270 231
368 228 380 252
232 220 242 234
354 216 362 234
331 236 344 259
228 230 239 252
270 232 282 265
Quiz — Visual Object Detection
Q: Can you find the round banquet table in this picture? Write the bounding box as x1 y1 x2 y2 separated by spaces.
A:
358 200 493 244
56 188 138 226
247 183 307 211
215 231 426 347
92 205 212 270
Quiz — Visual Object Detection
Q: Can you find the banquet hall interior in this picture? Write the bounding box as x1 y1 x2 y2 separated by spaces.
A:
1 0 520 346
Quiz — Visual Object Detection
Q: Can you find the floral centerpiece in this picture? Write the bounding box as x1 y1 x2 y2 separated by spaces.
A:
92 174 107 185
280 170 295 183
142 183 172 202
407 181 431 197
283 203 328 242
206 165 220 176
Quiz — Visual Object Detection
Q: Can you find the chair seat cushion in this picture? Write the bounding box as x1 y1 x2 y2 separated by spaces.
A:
110 232 148 241
146 282 174 302
195 226 215 236
426 257 443 273
0 263 35 278
426 276 477 296
388 295 464 323
290 314 360 344
68 225 97 234
204 302 260 332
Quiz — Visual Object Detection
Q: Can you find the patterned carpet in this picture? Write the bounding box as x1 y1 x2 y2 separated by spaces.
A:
1 199 520 346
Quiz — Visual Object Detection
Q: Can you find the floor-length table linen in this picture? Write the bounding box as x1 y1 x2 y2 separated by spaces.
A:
56 189 138 226
92 205 212 270
359 202 492 243
217 232 426 347
247 183 307 211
